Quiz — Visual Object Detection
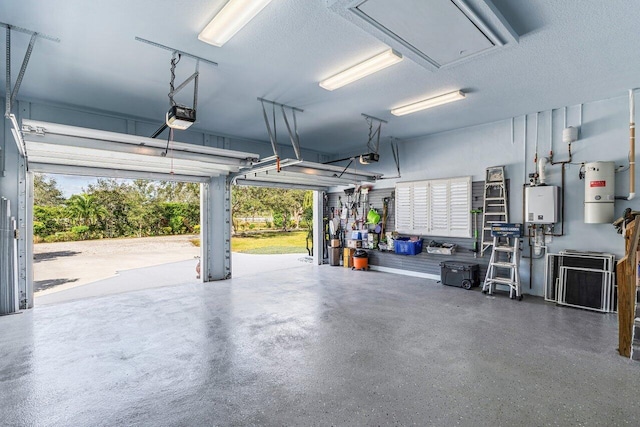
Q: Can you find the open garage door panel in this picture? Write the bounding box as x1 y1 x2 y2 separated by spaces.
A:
233 159 383 190
21 120 259 181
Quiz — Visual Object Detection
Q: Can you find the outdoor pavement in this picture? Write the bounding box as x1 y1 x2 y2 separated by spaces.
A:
35 253 312 306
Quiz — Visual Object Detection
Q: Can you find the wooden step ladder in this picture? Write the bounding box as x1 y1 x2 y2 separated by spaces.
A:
481 166 508 257
482 223 523 300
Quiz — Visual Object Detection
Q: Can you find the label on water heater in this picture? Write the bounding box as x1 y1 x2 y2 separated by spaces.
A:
590 180 606 187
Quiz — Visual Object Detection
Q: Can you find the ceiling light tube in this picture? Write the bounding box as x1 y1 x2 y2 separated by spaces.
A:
391 90 466 116
319 49 403 91
198 0 273 47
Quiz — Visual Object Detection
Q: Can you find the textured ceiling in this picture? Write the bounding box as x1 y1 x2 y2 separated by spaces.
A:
2 0 640 155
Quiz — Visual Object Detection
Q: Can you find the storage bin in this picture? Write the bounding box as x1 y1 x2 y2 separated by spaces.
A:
426 243 457 255
394 238 423 255
347 239 362 249
439 262 479 289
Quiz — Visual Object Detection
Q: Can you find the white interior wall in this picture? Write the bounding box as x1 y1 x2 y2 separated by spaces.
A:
362 93 638 296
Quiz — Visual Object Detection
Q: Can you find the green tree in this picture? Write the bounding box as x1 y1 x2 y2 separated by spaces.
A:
34 174 64 206
67 194 106 227
261 189 308 231
231 187 311 232
157 181 200 203
231 186 267 232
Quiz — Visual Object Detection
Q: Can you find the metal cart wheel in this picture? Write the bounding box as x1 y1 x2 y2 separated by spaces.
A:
461 279 472 290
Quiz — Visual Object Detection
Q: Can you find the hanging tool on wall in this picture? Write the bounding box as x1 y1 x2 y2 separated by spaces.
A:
323 192 329 260
471 208 483 257
381 197 390 236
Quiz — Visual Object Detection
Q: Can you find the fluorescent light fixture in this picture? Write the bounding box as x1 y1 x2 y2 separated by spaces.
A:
391 90 466 116
198 0 273 47
319 49 403 91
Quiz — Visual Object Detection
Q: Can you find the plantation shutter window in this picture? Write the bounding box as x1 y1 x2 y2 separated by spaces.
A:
429 180 449 235
412 183 429 234
395 183 413 232
394 176 471 238
449 177 472 237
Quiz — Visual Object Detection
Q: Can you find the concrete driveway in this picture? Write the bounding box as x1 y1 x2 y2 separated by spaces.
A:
35 253 312 306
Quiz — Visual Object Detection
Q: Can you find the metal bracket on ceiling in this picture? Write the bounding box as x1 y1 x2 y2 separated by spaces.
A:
135 37 218 67
374 136 401 180
135 37 218 139
257 97 304 172
361 113 386 155
2 22 59 118
1 22 59 159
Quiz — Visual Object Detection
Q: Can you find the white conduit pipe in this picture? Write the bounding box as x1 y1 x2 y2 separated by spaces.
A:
629 89 636 200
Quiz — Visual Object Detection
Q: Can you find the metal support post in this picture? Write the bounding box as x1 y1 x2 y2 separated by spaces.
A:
312 190 324 265
201 176 232 281
5 26 11 117
17 157 30 308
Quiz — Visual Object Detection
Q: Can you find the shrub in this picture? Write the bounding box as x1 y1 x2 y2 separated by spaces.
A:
193 225 201 234
248 223 256 230
43 231 77 243
265 220 272 228
71 225 90 235
33 221 46 237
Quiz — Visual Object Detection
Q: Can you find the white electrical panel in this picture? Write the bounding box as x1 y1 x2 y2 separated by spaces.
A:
525 186 559 224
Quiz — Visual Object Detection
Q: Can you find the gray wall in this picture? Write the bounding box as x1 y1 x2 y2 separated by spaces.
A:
328 181 490 281
3 92 639 298
335 93 639 296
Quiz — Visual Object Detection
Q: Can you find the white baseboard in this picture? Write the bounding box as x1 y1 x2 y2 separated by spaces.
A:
369 265 440 281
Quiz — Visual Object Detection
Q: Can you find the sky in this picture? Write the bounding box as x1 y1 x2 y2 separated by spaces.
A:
49 174 101 198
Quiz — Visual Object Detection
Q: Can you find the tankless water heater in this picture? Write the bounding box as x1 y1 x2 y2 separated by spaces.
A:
525 185 559 224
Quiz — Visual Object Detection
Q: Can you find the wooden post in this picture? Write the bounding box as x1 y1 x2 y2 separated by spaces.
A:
618 219 640 358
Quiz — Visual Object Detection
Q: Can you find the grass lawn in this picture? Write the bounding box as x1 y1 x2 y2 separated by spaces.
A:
231 230 309 254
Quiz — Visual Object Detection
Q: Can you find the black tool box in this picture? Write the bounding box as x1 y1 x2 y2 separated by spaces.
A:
439 262 480 290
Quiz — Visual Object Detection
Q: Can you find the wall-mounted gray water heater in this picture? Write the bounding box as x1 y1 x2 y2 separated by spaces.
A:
525 186 559 224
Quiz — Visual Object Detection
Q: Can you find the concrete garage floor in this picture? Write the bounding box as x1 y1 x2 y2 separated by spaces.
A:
1 266 640 426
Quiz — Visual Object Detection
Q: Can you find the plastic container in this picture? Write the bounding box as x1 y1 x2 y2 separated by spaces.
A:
439 262 479 289
426 243 457 255
394 238 423 255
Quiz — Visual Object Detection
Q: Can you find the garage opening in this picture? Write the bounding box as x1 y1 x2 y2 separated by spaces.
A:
16 119 260 308
230 185 314 277
32 173 202 305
